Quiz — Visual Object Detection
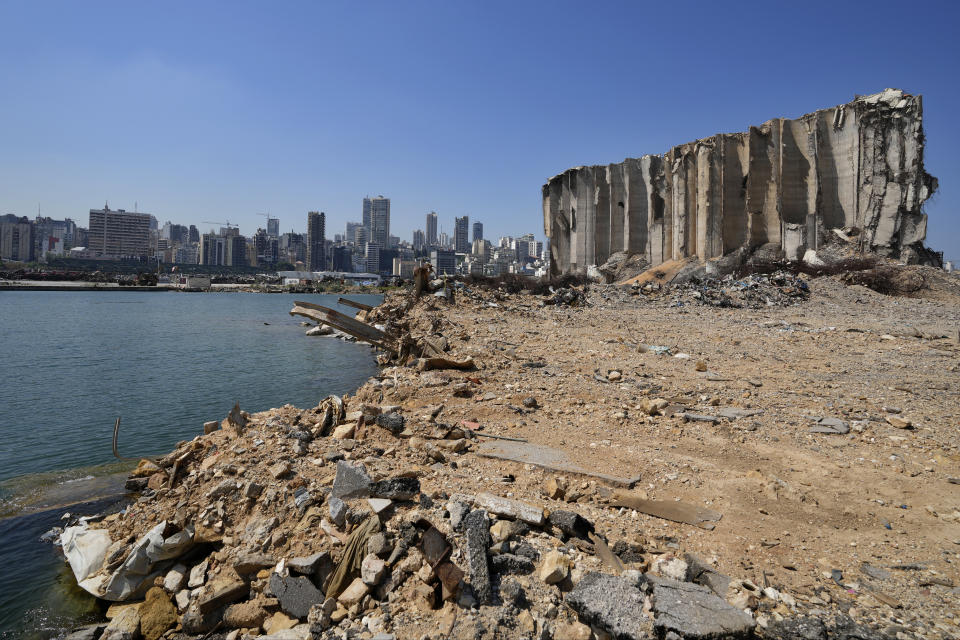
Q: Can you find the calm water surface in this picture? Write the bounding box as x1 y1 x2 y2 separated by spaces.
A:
0 290 382 636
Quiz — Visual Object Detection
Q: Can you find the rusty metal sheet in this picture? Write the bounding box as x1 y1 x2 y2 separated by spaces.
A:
610 490 722 530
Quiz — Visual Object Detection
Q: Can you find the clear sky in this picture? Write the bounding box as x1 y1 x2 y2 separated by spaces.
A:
0 1 957 260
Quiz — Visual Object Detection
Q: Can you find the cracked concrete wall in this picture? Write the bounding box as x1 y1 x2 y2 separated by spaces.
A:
543 89 938 276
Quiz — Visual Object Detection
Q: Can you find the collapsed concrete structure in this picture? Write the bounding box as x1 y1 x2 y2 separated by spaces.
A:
543 89 939 276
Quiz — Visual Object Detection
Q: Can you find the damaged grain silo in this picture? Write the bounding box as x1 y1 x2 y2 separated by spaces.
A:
542 89 940 277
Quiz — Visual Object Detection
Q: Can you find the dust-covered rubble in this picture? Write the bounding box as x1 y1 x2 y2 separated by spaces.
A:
55 271 960 640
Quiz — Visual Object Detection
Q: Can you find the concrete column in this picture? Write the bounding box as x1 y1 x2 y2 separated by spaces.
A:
593 166 610 265
606 163 626 255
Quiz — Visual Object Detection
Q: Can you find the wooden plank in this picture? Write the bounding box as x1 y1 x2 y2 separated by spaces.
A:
338 297 374 312
609 490 722 530
290 303 395 352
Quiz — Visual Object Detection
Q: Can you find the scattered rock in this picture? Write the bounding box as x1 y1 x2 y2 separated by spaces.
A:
100 603 141 640
138 587 177 640
270 461 292 479
370 477 420 500
197 578 248 614
234 552 276 576
337 577 370 607
288 552 331 576
187 559 208 589
543 476 567 500
270 572 324 619
490 519 527 543
361 554 387 585
548 510 593 539
329 496 348 527
162 564 187 593
223 599 270 629
332 461 372 499
539 550 571 584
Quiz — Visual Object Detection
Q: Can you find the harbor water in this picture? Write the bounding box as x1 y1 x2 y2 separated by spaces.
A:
0 290 383 637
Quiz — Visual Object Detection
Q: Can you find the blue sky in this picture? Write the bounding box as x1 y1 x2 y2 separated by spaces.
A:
0 1 957 260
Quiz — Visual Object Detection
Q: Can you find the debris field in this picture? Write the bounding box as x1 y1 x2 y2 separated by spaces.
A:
58 265 960 640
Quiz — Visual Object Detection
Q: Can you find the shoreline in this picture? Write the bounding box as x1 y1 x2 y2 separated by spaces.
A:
0 281 397 294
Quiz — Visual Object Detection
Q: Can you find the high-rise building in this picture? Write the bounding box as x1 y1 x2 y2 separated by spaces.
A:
200 233 225 265
412 229 426 251
225 233 247 267
267 217 280 238
472 221 483 244
280 231 306 264
188 225 200 243
472 239 490 263
430 249 456 276
306 211 326 271
454 216 470 253
0 216 35 261
362 199 372 235
88 206 151 258
332 246 352 272
253 228 278 265
346 221 363 245
353 225 368 246
364 242 380 274
365 196 390 249
439 231 449 249
426 211 438 247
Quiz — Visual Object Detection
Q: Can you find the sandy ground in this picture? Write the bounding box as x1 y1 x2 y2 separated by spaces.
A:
359 271 960 635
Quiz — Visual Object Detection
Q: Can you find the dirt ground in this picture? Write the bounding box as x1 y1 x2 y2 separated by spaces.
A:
361 269 960 636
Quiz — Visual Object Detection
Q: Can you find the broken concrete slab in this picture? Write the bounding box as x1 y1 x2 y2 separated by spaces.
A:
331 461 371 499
474 493 544 526
270 573 324 619
464 509 492 604
809 417 850 434
565 572 652 640
369 477 420 501
287 552 331 576
651 577 755 639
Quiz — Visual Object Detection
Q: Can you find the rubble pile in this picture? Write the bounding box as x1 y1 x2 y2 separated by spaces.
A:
58 400 769 640
542 287 589 307
57 281 960 640
662 272 811 309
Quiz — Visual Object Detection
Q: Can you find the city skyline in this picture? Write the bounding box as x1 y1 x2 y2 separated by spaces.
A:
2 2 955 261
